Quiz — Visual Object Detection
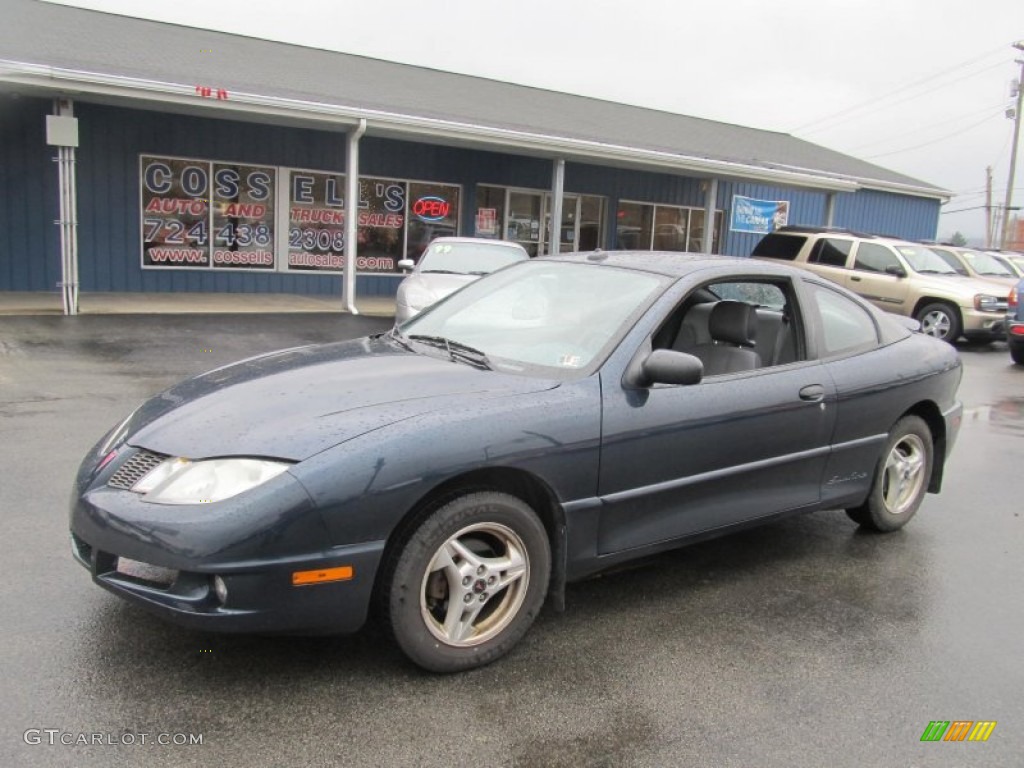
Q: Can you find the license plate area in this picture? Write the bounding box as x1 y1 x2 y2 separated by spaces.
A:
115 557 178 587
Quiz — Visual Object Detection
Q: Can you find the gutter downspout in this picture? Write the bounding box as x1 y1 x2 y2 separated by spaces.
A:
549 158 565 255
344 118 367 315
702 178 718 254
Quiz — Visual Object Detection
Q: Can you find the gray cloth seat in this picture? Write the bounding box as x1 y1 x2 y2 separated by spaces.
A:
689 301 762 375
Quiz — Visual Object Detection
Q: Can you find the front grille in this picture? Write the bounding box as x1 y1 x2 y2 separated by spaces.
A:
108 449 167 491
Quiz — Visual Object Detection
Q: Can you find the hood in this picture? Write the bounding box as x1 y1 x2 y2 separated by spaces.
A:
913 273 1012 301
123 336 559 461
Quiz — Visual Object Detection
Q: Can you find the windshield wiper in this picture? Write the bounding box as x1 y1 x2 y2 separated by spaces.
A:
386 326 415 351
407 334 492 370
421 269 464 275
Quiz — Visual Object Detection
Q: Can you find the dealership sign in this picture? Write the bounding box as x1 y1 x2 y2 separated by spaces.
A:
730 196 790 234
141 156 275 270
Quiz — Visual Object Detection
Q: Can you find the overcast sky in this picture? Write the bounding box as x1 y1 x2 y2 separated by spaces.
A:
53 0 1024 243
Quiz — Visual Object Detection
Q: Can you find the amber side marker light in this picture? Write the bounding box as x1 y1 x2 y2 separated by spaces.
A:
292 566 354 586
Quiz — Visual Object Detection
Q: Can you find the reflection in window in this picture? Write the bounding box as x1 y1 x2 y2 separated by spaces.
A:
617 202 654 249
853 243 900 274
809 284 879 356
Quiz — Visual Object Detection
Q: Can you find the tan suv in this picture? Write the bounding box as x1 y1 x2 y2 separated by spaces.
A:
752 226 1007 343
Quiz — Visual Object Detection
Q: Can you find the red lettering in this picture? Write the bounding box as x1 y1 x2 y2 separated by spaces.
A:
222 203 266 218
145 198 208 215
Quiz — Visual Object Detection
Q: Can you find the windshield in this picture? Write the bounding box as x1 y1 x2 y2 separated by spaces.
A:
895 246 959 275
419 242 527 275
400 260 668 376
961 250 1014 277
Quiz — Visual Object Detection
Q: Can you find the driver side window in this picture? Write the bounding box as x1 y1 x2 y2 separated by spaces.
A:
651 279 802 377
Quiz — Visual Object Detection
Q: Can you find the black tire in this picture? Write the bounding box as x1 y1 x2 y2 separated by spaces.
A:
1011 344 1024 366
384 492 550 673
846 415 933 532
915 302 961 343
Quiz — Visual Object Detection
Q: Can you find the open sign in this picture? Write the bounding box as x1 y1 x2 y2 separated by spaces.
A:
413 196 451 221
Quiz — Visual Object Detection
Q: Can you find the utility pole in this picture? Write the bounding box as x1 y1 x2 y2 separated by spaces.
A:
985 166 993 247
1001 41 1024 249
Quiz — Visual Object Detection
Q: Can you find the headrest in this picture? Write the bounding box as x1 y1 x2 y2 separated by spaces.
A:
709 301 757 347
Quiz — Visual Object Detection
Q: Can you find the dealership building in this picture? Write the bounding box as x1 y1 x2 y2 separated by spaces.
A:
0 0 949 314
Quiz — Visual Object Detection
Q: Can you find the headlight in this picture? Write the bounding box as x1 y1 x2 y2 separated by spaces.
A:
974 294 1001 311
131 457 290 504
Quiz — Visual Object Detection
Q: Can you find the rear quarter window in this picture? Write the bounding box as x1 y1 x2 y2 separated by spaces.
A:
752 234 806 261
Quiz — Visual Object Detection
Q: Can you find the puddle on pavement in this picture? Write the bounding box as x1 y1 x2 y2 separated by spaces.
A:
963 397 1024 435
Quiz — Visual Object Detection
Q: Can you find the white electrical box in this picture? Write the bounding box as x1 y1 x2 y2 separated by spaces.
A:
46 115 79 147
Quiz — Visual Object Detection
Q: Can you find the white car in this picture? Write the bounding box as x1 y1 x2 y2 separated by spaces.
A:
395 237 529 323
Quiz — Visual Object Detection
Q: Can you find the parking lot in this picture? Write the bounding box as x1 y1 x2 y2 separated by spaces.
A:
1 313 1022 767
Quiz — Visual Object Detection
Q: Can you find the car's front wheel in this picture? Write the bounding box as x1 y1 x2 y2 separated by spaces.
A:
915 302 961 343
385 492 550 672
846 415 933 532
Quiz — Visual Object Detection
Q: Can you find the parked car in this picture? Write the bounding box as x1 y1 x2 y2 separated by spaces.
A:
1007 277 1024 365
927 245 1019 292
71 252 963 672
394 237 528 323
988 250 1024 278
752 226 1008 343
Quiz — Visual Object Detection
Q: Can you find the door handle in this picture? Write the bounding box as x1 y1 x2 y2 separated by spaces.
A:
850 275 862 282
799 384 825 401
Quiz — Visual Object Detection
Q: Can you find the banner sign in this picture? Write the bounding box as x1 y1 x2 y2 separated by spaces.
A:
730 196 790 234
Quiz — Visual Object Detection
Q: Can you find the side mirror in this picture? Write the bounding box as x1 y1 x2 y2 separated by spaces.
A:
398 259 414 271
640 349 703 386
885 264 907 278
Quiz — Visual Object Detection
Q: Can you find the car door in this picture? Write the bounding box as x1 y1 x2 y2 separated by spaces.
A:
596 277 837 555
846 242 911 312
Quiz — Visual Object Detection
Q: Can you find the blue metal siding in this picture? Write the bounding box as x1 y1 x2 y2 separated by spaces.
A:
833 189 940 241
0 97 61 292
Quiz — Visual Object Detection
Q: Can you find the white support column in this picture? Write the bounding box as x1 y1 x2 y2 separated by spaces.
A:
702 178 718 254
48 99 79 315
549 158 565 255
344 119 367 314
825 192 837 228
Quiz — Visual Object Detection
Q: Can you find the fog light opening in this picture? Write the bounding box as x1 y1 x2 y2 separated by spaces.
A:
213 575 228 605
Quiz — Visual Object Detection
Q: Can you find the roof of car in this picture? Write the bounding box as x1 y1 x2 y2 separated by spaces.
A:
0 0 947 198
431 238 527 250
544 250 797 278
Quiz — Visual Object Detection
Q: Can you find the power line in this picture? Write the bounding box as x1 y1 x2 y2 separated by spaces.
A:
788 44 1011 134
842 101 1007 153
862 108 1007 159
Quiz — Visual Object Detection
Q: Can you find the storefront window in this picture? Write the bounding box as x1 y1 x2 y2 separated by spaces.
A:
407 183 459 263
578 196 605 251
475 186 505 240
287 169 347 272
653 206 688 252
508 191 543 257
617 202 654 250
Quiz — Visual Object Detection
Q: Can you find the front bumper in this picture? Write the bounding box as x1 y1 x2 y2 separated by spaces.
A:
70 532 384 633
70 466 385 634
961 307 1006 339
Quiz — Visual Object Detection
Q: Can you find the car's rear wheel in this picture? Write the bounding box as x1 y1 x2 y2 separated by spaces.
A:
915 302 961 343
846 415 933 532
385 492 550 673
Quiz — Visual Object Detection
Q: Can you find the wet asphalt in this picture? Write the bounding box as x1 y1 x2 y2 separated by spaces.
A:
0 314 1021 768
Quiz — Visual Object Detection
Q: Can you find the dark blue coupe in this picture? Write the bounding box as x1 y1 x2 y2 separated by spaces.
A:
71 252 963 672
